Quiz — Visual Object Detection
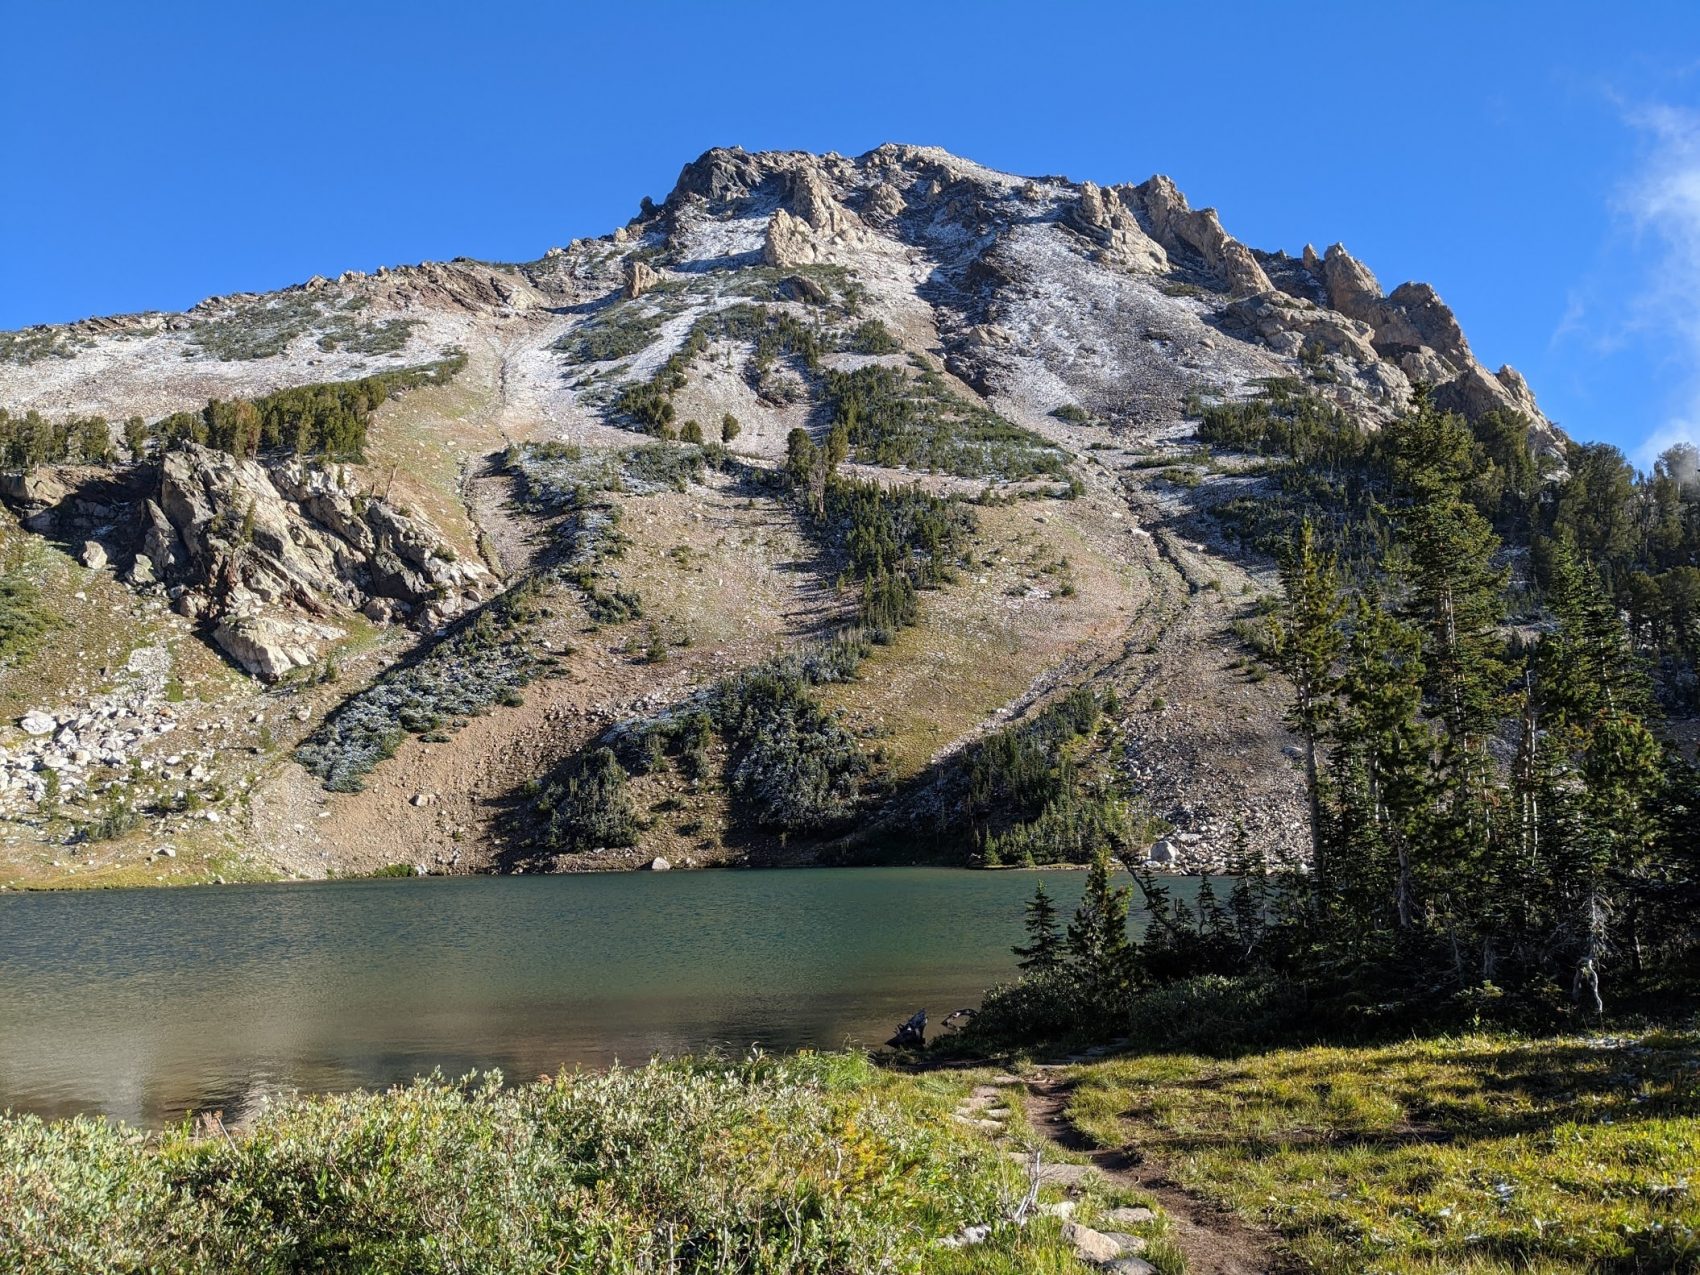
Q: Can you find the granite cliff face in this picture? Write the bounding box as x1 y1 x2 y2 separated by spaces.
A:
0 144 1558 886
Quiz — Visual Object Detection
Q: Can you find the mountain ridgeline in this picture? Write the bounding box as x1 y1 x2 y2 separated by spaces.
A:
0 143 1693 895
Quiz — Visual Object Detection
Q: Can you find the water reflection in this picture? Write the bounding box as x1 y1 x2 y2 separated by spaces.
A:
0 867 1195 1127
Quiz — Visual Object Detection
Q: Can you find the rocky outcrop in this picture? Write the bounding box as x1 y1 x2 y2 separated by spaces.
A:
1300 242 1553 434
1433 362 1547 428
1224 291 1380 365
211 614 343 681
1315 246 1473 373
0 472 70 511
1066 182 1168 272
1133 175 1272 296
763 166 869 267
860 181 907 224
1317 243 1385 326
622 258 660 299
762 209 817 268
0 444 494 681
666 146 770 207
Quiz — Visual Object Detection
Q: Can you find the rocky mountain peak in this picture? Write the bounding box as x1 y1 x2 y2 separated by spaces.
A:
0 142 1571 884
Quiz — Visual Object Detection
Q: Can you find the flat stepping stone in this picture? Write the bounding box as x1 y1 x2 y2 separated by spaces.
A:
1104 1206 1156 1227
1037 1161 1096 1187
1003 1150 1095 1187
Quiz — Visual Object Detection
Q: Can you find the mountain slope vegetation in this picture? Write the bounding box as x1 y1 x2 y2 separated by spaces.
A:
0 143 1692 888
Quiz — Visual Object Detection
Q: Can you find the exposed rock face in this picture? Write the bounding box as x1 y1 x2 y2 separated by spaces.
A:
0 472 69 510
1133 175 1272 296
159 445 354 616
762 166 868 267
648 145 1556 443
211 615 342 681
861 180 907 224
1434 362 1548 428
666 146 770 206
1225 292 1379 365
0 444 493 681
622 258 660 299
1318 242 1386 325
1067 181 1168 272
762 209 817 268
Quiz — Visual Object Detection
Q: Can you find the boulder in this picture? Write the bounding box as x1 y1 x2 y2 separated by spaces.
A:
1104 1206 1157 1227
1061 1221 1124 1266
211 615 327 682
126 553 156 587
0 471 69 510
649 857 671 871
20 711 55 737
1148 838 1178 865
140 499 186 578
623 258 660 299
780 274 830 305
80 541 107 570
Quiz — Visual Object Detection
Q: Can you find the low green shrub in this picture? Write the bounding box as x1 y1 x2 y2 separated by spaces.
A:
0 1054 1055 1275
0 560 53 667
825 363 1066 480
296 580 547 792
534 746 637 852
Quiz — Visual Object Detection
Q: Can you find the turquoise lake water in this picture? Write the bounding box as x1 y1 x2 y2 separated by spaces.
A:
0 867 1198 1126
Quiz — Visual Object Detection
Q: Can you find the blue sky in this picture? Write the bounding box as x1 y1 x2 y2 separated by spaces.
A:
3 1 1698 466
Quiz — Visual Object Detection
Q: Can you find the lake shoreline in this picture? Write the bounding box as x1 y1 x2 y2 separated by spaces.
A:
0 854 1161 894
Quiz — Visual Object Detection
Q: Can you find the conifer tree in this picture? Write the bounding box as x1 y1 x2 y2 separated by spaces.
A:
1333 588 1429 935
1012 880 1063 972
1387 394 1514 954
1067 847 1136 1012
1533 540 1665 1007
1269 518 1345 883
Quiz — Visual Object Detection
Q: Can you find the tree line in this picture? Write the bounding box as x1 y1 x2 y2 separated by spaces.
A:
1200 380 1700 709
0 356 464 471
980 391 1700 1045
